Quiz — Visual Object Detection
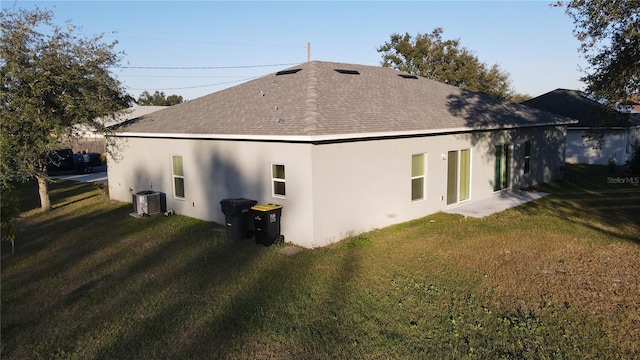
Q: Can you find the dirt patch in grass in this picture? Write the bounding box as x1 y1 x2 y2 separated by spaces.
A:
477 230 640 353
280 245 304 256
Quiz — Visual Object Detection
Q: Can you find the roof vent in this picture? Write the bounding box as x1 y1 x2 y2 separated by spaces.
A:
334 69 360 75
398 74 418 79
276 69 302 76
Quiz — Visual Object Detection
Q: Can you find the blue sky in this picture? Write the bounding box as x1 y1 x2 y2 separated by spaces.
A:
8 1 587 101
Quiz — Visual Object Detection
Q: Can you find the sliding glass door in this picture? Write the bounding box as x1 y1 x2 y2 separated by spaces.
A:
447 149 471 205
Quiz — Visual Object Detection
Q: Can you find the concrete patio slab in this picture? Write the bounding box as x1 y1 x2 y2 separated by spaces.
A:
444 189 549 218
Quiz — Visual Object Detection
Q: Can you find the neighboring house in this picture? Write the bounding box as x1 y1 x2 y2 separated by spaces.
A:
521 89 640 166
108 61 575 248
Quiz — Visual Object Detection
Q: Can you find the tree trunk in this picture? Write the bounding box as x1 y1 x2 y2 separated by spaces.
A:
36 173 52 212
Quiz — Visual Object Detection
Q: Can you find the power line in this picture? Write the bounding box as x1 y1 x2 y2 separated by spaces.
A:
117 63 299 70
124 75 247 78
126 76 262 91
107 34 305 50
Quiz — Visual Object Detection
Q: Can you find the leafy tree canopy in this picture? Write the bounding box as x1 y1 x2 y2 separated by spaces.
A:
137 90 184 106
0 7 131 211
559 0 640 102
377 28 526 101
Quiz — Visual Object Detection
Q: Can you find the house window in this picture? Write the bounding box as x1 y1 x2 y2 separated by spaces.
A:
172 155 185 199
524 141 532 174
494 144 511 191
411 153 426 201
447 149 471 205
271 163 286 197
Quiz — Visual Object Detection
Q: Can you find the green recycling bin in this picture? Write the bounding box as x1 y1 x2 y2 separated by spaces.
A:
251 204 284 246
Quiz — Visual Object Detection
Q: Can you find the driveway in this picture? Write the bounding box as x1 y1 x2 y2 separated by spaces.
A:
50 165 108 184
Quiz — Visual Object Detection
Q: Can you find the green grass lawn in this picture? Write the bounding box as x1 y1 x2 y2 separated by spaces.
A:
2 165 639 359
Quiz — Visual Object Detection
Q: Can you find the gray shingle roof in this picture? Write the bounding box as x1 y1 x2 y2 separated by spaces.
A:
106 106 167 127
521 89 640 128
116 61 576 141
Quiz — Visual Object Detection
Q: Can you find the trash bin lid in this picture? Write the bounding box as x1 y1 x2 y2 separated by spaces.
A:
220 198 257 206
221 198 258 214
251 204 283 212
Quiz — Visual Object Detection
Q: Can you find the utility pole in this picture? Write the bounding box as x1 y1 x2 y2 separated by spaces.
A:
307 42 310 63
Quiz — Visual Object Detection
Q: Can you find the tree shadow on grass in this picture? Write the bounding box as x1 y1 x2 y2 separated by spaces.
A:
520 164 640 245
58 231 324 359
14 179 98 213
2 179 349 359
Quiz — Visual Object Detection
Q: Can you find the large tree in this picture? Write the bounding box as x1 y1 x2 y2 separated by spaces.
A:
137 90 184 106
378 28 520 100
1 7 131 212
560 0 640 102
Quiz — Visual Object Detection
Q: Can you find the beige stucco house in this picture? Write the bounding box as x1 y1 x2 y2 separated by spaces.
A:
107 61 575 248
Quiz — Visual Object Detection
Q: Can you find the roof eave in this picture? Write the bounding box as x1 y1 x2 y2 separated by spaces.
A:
110 121 576 143
570 125 640 130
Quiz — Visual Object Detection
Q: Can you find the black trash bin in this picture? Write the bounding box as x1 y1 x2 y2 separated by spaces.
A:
220 198 257 241
252 204 284 246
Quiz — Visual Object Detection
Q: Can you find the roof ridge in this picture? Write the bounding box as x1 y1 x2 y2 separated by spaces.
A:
302 62 318 135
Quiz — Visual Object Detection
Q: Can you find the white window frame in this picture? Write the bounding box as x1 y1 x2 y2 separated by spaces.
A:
171 155 185 199
411 153 426 201
271 163 286 198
